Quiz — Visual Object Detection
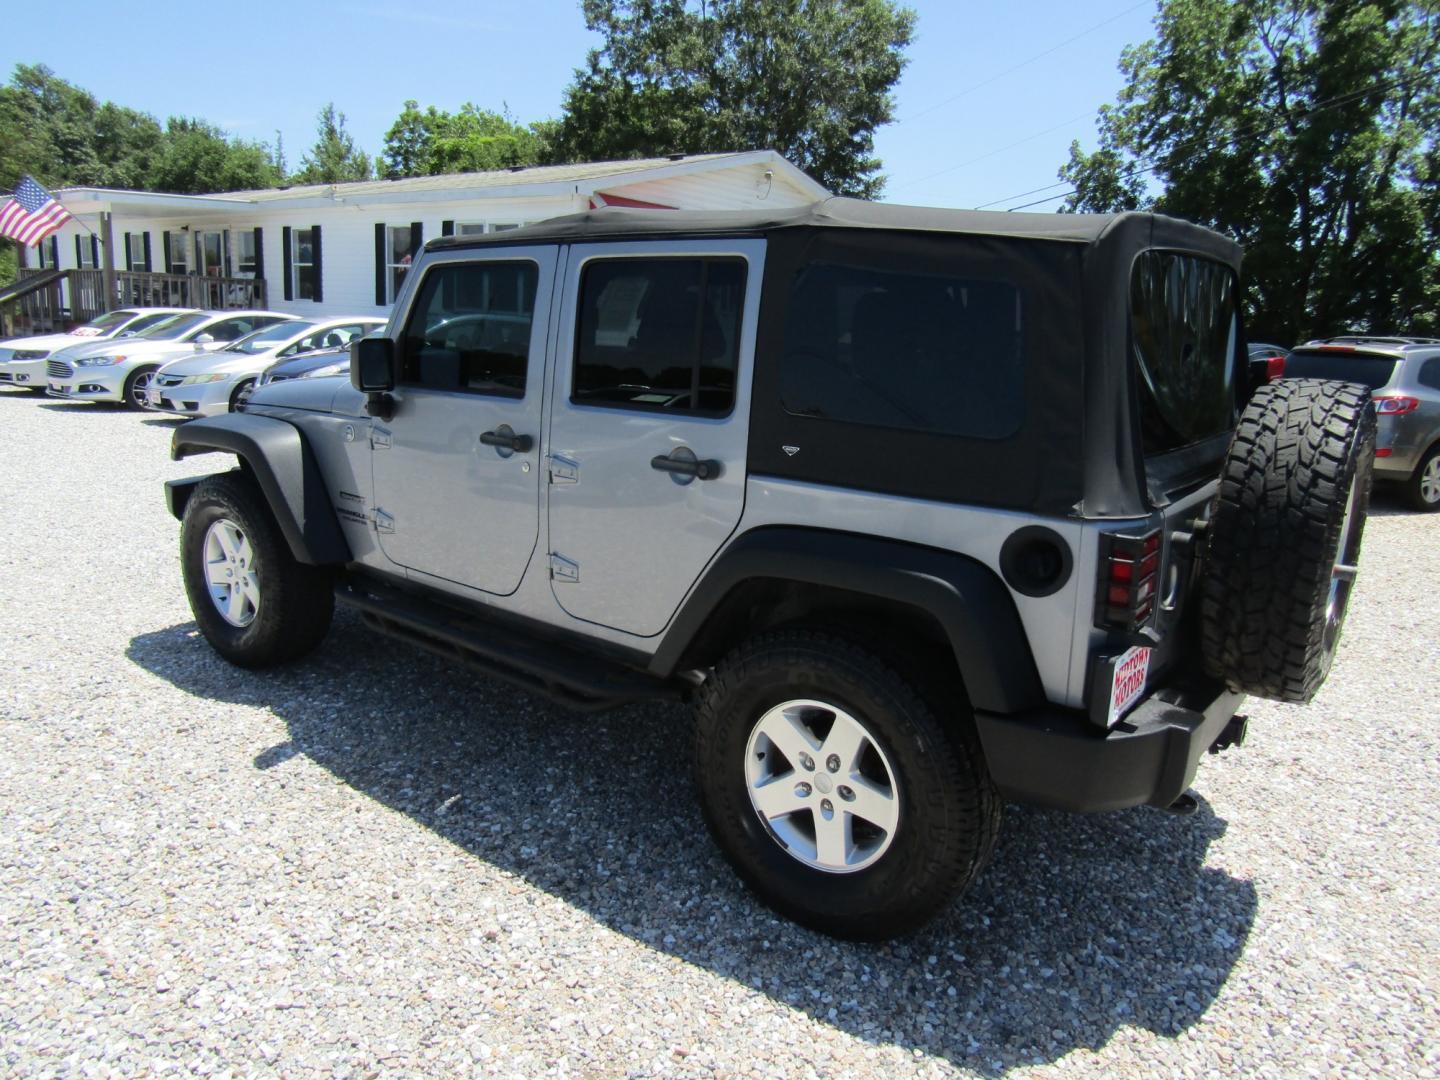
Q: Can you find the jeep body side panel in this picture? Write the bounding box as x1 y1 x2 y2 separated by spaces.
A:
651 524 1045 715
170 412 350 565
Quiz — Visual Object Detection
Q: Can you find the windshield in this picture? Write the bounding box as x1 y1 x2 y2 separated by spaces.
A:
225 320 316 354
1283 351 1399 388
136 312 210 340
73 310 140 334
1131 251 1239 456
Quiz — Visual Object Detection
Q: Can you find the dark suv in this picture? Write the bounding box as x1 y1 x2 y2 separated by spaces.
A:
161 199 1376 938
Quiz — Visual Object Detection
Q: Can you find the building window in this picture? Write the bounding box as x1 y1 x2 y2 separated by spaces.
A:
128 233 147 271
387 225 415 302
573 258 746 416
196 230 227 277
292 228 318 300
455 222 486 237
77 239 97 269
167 233 187 276
236 231 258 278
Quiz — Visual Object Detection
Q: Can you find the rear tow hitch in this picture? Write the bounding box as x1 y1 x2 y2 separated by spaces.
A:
1161 791 1199 816
1209 714 1249 755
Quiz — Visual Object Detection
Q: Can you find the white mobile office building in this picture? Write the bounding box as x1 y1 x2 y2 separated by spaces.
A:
18 152 826 325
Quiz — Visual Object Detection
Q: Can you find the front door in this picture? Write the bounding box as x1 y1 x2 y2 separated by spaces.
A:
546 240 763 637
370 248 556 595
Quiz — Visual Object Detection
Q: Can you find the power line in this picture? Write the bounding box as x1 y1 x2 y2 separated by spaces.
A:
975 64 1440 212
899 1 1153 125
888 110 1093 192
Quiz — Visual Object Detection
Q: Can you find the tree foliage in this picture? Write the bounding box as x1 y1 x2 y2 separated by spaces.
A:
381 101 549 178
1060 0 1440 341
292 103 374 184
550 0 915 198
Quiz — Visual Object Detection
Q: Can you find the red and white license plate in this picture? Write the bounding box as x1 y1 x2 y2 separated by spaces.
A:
1108 646 1151 726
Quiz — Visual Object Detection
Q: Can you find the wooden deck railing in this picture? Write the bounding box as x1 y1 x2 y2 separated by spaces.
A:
7 268 269 334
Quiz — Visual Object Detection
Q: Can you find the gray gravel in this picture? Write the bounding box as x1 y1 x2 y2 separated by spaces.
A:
1 387 1437 1078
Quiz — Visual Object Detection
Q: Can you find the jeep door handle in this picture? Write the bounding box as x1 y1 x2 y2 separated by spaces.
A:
650 454 722 480
480 429 533 453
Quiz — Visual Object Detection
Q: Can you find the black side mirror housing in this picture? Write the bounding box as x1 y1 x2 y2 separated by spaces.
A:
352 337 396 392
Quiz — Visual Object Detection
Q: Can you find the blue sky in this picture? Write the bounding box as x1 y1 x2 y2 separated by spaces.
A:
1 0 1158 211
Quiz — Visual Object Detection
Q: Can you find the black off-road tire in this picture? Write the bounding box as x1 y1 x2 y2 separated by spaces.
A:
1200 379 1375 703
180 470 335 668
1406 443 1440 513
693 629 1000 940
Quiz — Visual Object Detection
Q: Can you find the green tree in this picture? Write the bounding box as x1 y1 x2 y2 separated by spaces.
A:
1059 0 1440 341
550 0 915 198
292 103 373 184
381 100 548 178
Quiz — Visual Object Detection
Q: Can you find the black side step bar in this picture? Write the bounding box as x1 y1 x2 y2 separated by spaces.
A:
335 579 686 713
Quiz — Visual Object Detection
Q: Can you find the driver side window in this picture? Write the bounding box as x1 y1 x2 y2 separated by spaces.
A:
400 262 538 396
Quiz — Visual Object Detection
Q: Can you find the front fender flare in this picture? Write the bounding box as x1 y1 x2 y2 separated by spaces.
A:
169 413 350 566
650 527 1044 715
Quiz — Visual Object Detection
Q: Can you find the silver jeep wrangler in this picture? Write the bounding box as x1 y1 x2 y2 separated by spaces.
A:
164 199 1374 939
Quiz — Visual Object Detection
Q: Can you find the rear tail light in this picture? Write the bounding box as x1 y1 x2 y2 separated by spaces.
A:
1374 395 1419 415
1264 354 1286 381
1096 530 1161 631
1375 448 1393 457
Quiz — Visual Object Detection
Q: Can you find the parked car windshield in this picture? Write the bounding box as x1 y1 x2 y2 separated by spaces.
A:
224 320 317 354
73 310 140 333
1282 350 1399 388
135 312 210 340
1131 251 1239 455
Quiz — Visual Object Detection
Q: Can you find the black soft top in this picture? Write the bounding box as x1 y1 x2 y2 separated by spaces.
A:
426 196 1241 270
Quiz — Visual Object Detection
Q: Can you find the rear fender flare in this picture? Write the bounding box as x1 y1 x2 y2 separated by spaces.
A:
651 527 1045 715
168 413 350 566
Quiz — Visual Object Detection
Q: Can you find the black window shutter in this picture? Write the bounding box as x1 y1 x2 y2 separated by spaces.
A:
252 227 264 280
311 225 323 302
142 233 152 272
124 233 133 271
282 226 293 302
410 221 423 258
162 231 172 273
375 223 387 306
90 235 99 267
50 236 59 268
441 220 454 237
74 234 83 266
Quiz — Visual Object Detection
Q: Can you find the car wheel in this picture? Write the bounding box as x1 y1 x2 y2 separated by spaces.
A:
1201 379 1375 703
1406 444 1440 513
180 471 335 668
693 629 1000 940
229 379 256 412
123 365 159 411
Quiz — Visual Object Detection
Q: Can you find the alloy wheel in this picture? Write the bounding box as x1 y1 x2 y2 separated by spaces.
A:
203 518 260 627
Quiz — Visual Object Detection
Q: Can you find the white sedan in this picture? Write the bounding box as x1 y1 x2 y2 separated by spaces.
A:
147 317 387 417
0 308 193 392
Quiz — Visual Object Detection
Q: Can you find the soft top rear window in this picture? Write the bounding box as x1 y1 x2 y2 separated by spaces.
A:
1283 351 1398 388
1131 251 1239 456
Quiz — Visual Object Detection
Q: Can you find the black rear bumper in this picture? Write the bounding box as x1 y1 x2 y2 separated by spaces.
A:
973 681 1245 812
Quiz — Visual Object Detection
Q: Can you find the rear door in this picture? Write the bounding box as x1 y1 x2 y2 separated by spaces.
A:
370 247 557 595
545 240 763 637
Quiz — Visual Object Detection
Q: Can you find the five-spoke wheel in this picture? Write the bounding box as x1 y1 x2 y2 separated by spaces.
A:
203 518 260 627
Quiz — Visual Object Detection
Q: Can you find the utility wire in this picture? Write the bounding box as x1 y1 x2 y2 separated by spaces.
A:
974 64 1440 212
899 1 1153 125
889 110 1093 192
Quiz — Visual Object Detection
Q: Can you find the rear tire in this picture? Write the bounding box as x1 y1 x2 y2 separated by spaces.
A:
1200 379 1375 703
180 471 334 668
693 629 999 940
1406 444 1440 512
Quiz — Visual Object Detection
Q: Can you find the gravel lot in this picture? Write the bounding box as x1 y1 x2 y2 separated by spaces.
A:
1 387 1436 1078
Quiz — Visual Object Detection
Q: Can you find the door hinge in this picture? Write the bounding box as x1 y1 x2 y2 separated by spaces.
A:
549 553 579 582
370 426 392 450
548 454 578 484
372 508 395 534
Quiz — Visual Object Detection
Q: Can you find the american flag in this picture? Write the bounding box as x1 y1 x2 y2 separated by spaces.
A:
0 176 73 247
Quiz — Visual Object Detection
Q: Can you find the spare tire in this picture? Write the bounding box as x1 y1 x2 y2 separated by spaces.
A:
1200 379 1375 703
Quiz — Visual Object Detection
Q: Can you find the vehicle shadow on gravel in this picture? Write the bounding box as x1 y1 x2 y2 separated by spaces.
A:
128 615 1257 1074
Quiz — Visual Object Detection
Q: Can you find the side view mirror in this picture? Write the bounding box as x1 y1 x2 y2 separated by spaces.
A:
193 332 215 350
118 330 137 338
352 337 396 393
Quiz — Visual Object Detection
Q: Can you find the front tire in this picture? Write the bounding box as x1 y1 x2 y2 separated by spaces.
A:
1407 444 1440 512
693 630 999 940
180 471 334 668
229 379 255 413
123 365 159 411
